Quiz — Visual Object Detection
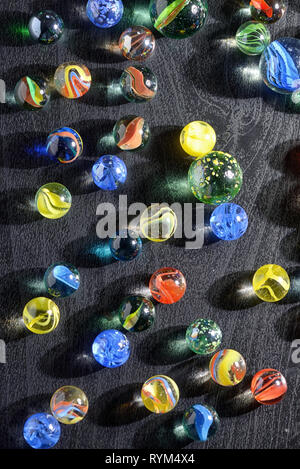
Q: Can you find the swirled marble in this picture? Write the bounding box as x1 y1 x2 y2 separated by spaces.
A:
209 349 246 386
236 21 270 56
47 127 83 163
35 182 72 219
44 263 80 298
252 264 290 302
141 375 179 413
251 369 287 405
92 329 130 368
54 63 91 99
117 295 155 332
113 116 150 150
23 413 61 449
50 386 89 424
120 66 158 103
149 267 186 303
140 204 177 242
182 404 220 441
23 297 60 334
119 26 155 61
14 76 50 110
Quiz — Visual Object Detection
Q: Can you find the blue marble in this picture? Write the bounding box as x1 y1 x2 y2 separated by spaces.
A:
44 263 80 298
109 229 142 261
46 127 83 164
210 203 248 241
92 155 127 190
259 38 300 94
86 0 124 29
92 329 130 368
182 404 219 441
23 413 61 449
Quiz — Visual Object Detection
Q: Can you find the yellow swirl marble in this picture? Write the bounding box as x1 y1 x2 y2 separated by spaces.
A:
252 264 290 302
23 297 60 334
140 204 177 242
35 182 72 219
141 375 179 414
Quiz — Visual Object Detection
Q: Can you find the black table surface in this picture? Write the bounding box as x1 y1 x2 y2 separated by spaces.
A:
0 0 300 450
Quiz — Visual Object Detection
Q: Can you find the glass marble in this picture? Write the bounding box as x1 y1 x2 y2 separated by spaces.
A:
251 369 287 405
141 375 179 414
23 413 61 449
23 297 60 335
186 318 222 355
50 386 89 425
86 0 124 28
209 349 246 387
92 329 130 368
250 0 287 23
182 404 220 441
14 76 50 110
120 66 158 103
149 267 186 304
47 127 83 164
259 38 300 94
252 264 290 302
54 63 91 99
140 204 177 242
35 182 72 219
113 116 150 150
109 229 142 261
188 151 243 205
119 26 156 61
210 203 248 241
92 155 127 190
117 295 156 332
236 21 270 56
28 10 64 44
180 121 216 158
149 0 208 39
44 263 80 298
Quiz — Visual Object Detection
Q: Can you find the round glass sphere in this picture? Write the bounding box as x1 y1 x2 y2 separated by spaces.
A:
119 26 156 61
149 0 208 39
117 295 156 332
92 329 130 368
210 203 248 241
35 182 72 219
86 0 124 28
92 155 127 190
188 151 243 205
46 127 83 164
259 38 300 94
54 63 91 99
113 115 150 150
14 76 50 110
50 386 89 424
120 66 158 103
186 318 222 355
250 0 287 24
252 264 290 302
23 297 60 335
182 404 220 441
251 369 287 405
109 229 142 261
180 121 216 158
149 267 186 304
141 375 179 414
209 349 246 386
140 204 177 242
44 263 80 298
23 413 61 449
236 21 270 56
28 10 64 44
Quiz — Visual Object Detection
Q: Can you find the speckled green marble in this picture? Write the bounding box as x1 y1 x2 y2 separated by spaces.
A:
188 151 243 205
186 318 222 355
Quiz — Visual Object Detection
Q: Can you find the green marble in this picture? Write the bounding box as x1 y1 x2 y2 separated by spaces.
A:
117 295 155 332
188 151 243 205
186 318 222 355
236 21 270 56
149 0 208 39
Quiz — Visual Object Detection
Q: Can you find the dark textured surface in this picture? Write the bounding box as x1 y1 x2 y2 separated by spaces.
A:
0 0 300 450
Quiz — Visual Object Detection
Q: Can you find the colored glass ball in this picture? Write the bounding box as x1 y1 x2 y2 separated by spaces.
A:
86 0 124 28
92 329 130 368
50 386 89 424
44 263 80 298
92 155 127 190
252 264 290 302
35 182 72 219
236 21 270 56
28 10 64 44
141 375 179 414
180 121 216 158
251 369 287 405
182 404 220 441
23 297 60 335
186 318 222 355
109 229 142 261
117 295 156 332
210 203 248 241
23 413 61 449
140 204 177 242
209 349 246 386
46 127 83 164
119 26 156 61
149 267 186 304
